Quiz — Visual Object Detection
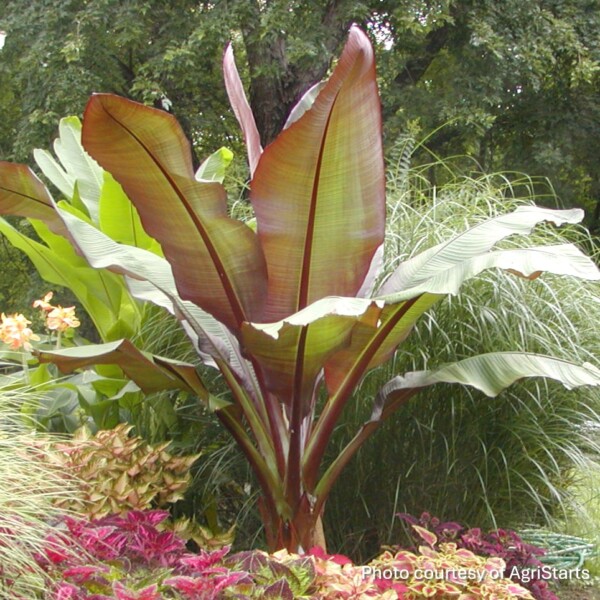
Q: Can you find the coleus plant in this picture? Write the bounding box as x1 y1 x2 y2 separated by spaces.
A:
1 27 600 553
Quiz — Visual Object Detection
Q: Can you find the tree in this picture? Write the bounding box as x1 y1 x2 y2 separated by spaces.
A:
2 0 599 222
0 0 361 163
372 0 600 224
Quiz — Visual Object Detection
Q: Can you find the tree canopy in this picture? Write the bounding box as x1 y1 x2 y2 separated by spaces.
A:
1 0 599 221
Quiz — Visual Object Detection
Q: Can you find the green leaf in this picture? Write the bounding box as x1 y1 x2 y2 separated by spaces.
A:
39 116 103 222
98 171 162 253
250 26 385 321
379 244 600 302
0 216 126 339
284 81 326 129
33 147 74 203
378 206 588 296
35 339 227 409
82 93 267 330
379 353 600 399
195 147 234 183
326 242 599 393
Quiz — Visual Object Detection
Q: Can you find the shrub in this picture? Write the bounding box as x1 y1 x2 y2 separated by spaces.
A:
35 508 535 599
42 423 199 519
397 512 557 600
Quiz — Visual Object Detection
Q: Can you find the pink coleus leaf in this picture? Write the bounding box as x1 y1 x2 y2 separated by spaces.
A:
129 526 186 566
165 572 248 599
53 583 84 600
63 564 108 584
412 524 438 547
307 545 353 566
179 546 232 571
113 582 161 600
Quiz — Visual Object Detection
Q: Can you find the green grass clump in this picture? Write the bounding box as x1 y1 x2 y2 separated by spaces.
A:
0 388 77 598
325 159 600 561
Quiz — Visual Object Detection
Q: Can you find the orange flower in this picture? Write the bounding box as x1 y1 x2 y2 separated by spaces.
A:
33 291 54 312
34 292 81 332
0 312 40 351
46 305 80 332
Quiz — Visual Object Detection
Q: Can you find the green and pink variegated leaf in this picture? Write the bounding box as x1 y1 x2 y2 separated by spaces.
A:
81 94 267 330
250 26 385 321
412 525 438 547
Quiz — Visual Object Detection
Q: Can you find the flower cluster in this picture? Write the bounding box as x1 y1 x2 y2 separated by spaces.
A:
0 292 80 353
33 292 80 333
0 311 39 350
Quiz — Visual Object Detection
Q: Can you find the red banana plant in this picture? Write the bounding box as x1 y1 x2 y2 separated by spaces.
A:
1 27 599 552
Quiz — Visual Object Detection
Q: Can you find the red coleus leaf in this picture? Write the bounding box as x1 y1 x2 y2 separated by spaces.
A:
165 572 248 599
179 546 232 571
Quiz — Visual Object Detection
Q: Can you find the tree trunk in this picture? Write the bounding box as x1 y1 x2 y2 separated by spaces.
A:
239 0 351 147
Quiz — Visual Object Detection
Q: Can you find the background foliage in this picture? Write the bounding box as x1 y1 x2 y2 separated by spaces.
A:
0 0 599 562
326 158 600 560
1 0 599 220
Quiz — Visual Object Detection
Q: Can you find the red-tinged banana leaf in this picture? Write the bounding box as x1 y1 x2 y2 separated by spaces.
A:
35 339 228 410
312 353 600 508
242 296 383 510
223 45 262 176
323 294 442 395
0 161 67 236
250 26 385 321
240 297 382 415
304 240 600 486
324 206 598 395
325 241 599 396
81 94 267 330
54 206 261 395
